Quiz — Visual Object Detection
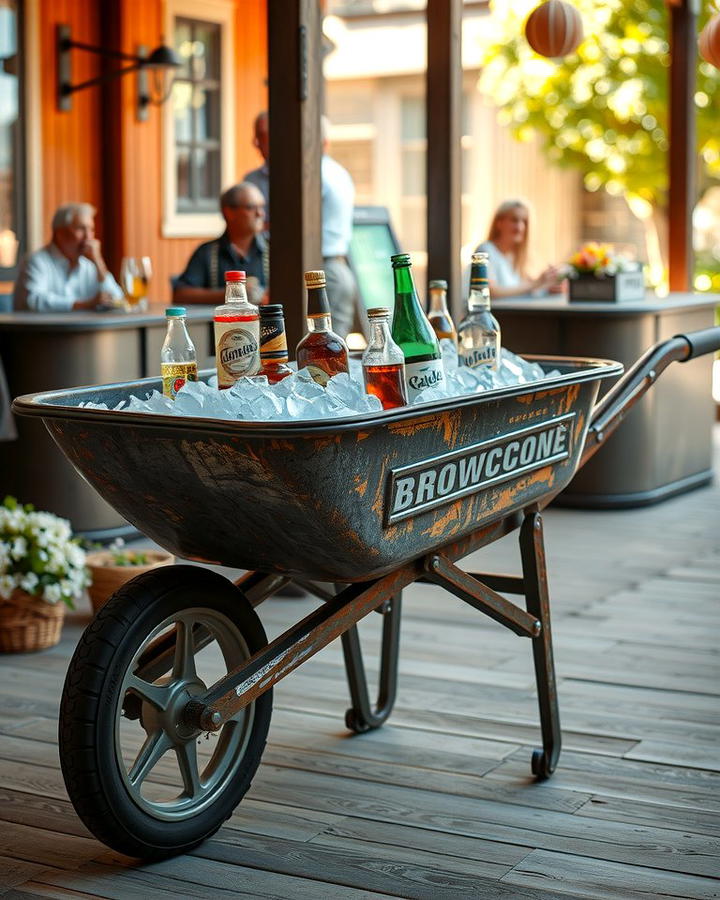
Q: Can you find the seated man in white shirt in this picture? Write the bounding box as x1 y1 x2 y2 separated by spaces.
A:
13 203 123 311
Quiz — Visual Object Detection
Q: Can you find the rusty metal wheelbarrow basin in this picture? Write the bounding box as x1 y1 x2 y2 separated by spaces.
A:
14 356 622 582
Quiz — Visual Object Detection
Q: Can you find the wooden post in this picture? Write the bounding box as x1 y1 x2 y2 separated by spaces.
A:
667 0 698 292
426 0 462 319
267 0 323 353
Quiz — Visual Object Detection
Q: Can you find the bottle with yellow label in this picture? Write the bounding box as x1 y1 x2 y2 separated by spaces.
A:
161 307 198 399
214 270 260 389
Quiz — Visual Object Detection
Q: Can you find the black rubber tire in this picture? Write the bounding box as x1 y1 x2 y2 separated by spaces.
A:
59 565 272 859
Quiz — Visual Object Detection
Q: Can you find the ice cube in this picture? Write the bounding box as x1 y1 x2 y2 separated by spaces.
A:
326 372 364 406
440 338 459 372
412 385 451 405
142 390 174 413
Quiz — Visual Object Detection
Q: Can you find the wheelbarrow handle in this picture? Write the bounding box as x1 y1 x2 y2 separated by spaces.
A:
580 325 720 469
676 326 720 361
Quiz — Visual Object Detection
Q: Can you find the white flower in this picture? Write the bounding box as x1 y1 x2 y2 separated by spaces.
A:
10 537 27 560
0 573 18 599
42 582 62 604
19 572 39 593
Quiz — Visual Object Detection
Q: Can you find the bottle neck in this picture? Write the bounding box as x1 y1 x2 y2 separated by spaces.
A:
392 264 415 298
429 288 449 314
306 285 331 317
468 265 491 311
225 282 248 304
368 317 391 349
167 317 187 334
307 313 331 333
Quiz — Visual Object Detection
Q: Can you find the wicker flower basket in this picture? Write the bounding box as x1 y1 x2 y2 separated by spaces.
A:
86 550 174 613
0 589 66 653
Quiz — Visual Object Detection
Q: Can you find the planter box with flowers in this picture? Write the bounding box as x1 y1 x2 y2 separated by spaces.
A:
567 242 646 304
85 539 174 613
0 496 89 652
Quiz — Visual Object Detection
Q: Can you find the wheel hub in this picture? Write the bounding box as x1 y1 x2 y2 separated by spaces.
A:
140 676 207 744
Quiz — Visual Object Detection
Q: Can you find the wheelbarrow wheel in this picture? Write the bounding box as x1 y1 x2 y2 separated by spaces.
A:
59 565 272 859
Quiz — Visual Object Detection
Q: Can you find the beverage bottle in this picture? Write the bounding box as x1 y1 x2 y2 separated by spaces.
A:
390 253 444 402
161 307 198 399
458 252 501 371
259 304 293 384
296 270 349 385
214 270 260 389
362 307 408 410
427 279 457 345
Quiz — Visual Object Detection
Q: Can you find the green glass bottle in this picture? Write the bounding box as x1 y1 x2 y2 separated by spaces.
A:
390 253 445 401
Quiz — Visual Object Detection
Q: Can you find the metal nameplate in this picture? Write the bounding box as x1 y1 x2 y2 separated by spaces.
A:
385 413 575 525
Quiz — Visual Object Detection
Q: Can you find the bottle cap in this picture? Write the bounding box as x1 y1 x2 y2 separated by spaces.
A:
260 304 284 317
390 253 411 268
304 270 326 288
429 279 448 290
225 270 246 282
165 307 186 317
367 306 390 318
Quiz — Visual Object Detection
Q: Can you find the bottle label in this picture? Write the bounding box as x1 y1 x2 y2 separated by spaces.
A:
304 364 331 386
161 362 198 399
260 317 289 362
404 358 444 401
214 318 260 387
460 345 497 369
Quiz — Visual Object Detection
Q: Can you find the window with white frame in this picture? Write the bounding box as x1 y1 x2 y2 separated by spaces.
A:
162 0 234 238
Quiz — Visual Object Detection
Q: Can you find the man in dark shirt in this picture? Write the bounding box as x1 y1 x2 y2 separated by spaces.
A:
173 182 267 305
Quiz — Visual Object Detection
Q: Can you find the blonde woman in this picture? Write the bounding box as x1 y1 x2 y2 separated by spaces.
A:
476 200 563 299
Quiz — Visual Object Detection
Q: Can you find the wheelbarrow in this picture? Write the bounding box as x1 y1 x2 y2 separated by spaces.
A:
12 327 720 859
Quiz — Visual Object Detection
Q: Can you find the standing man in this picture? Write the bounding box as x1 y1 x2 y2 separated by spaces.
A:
242 112 358 337
173 182 267 306
13 203 123 311
319 115 357 339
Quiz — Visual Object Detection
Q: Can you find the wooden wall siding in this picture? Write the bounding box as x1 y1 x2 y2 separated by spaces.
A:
116 0 268 299
39 0 104 245
36 0 267 299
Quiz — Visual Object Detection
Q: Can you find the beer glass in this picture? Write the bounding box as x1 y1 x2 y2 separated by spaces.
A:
120 257 152 311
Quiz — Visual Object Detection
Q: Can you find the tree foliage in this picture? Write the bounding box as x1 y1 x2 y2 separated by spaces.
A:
478 0 720 218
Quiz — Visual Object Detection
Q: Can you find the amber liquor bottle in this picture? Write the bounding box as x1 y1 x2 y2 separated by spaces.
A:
427 279 458 345
258 304 293 384
362 307 408 410
296 270 349 385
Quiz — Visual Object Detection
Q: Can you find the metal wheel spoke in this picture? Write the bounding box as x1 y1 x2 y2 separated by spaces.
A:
127 674 171 711
172 619 197 681
176 739 202 799
128 730 171 788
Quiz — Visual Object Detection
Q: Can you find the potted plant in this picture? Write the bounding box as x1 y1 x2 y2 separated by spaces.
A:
0 496 89 652
567 242 645 303
85 539 174 613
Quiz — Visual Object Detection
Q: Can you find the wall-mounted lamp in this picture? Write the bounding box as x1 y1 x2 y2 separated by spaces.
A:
57 25 181 121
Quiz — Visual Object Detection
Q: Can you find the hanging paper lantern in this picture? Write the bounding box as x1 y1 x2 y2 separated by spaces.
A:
525 0 584 59
699 13 720 69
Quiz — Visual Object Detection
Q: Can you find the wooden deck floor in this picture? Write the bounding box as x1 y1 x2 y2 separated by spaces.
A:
1 435 719 899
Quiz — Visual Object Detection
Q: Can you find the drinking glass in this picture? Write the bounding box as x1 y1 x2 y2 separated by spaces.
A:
120 258 143 310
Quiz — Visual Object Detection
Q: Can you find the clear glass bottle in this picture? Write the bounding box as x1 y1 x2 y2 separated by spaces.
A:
390 253 444 401
427 279 457 345
259 304 293 384
362 307 408 410
458 252 501 371
296 270 349 385
214 270 260 389
161 307 198 399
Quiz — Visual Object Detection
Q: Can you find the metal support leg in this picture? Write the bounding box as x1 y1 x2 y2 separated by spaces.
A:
341 592 402 733
520 512 561 779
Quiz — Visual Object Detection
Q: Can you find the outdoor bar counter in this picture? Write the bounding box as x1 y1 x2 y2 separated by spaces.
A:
0 305 216 538
493 292 719 507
